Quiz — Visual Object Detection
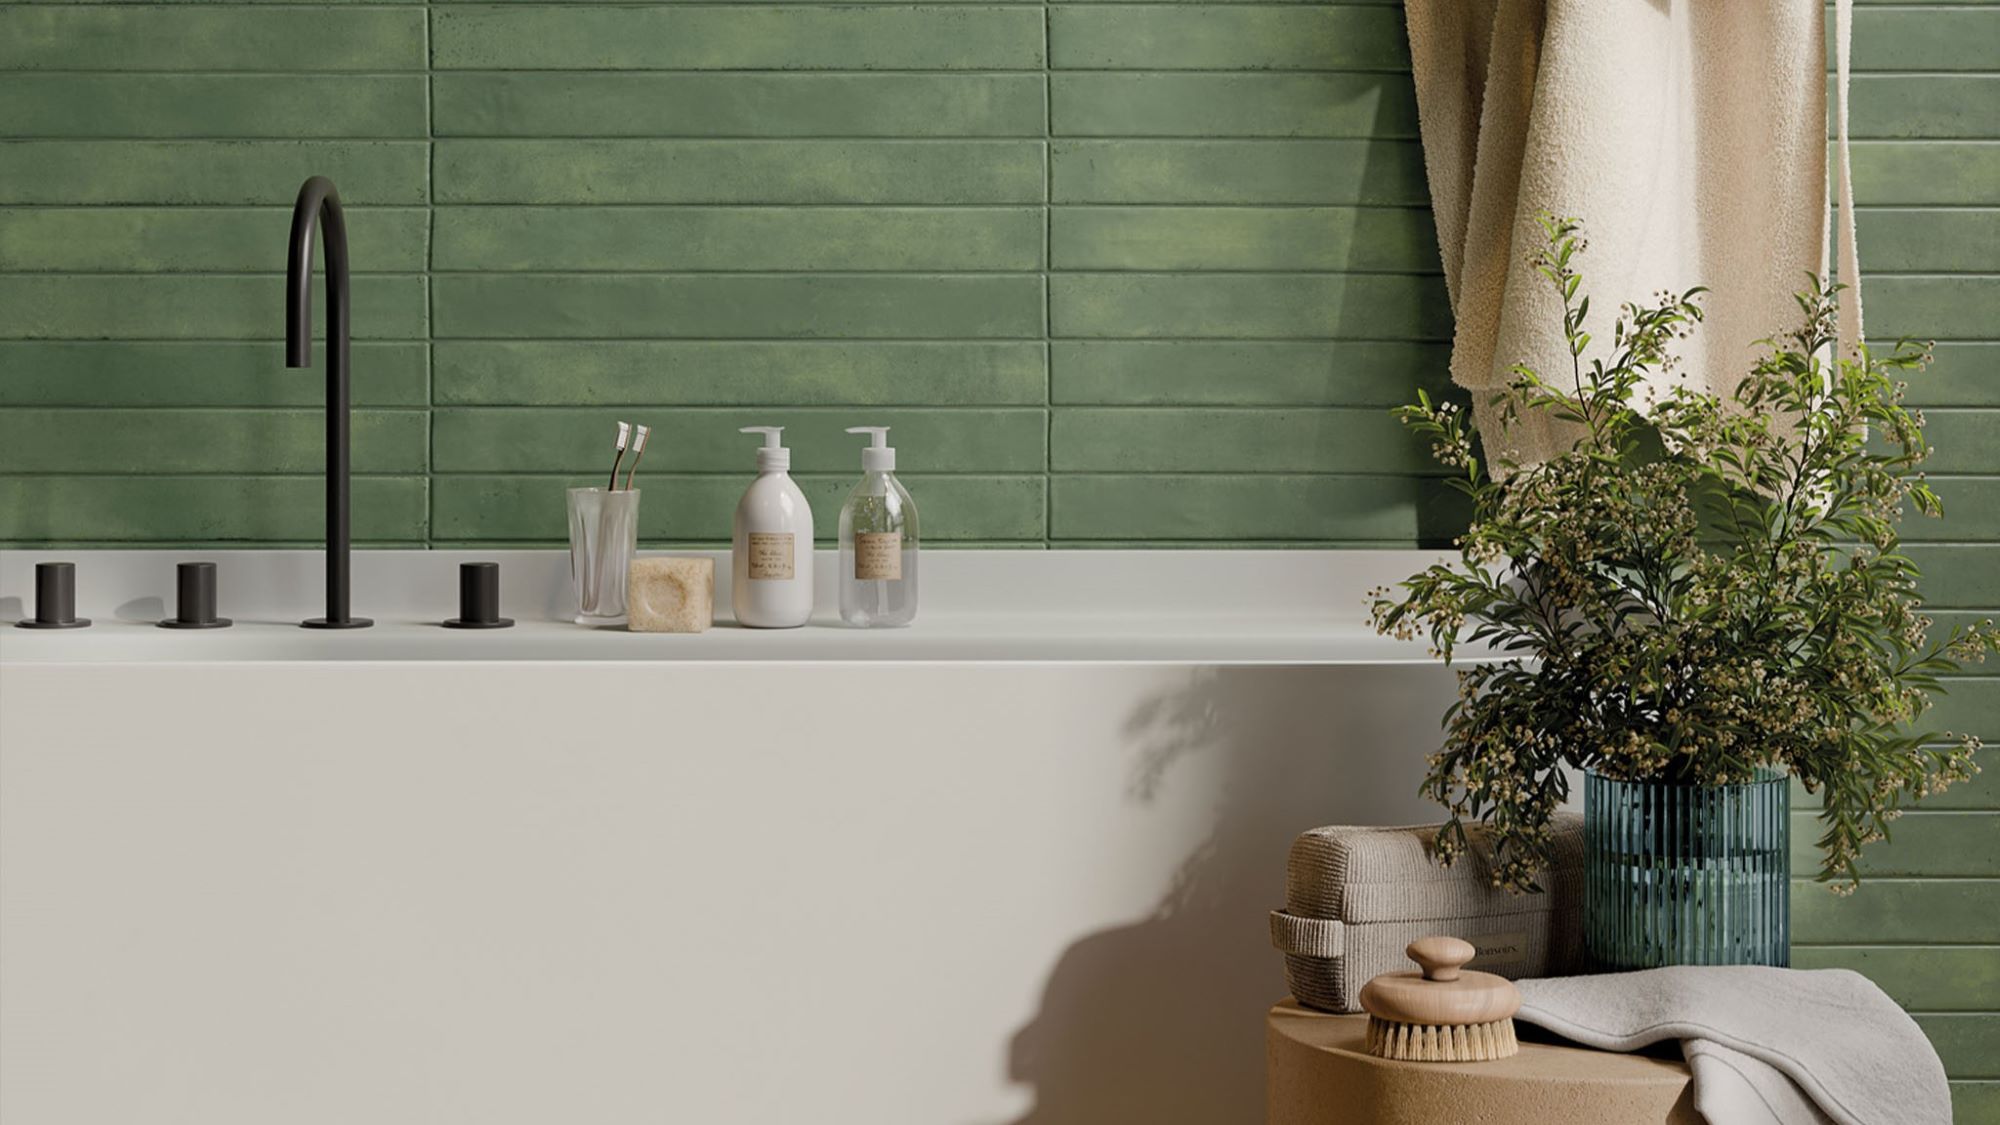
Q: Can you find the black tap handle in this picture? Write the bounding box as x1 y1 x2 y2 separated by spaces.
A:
159 561 232 629
17 561 90 629
443 562 513 629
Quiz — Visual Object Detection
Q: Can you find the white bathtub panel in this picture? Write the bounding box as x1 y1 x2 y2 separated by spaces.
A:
0 662 1453 1125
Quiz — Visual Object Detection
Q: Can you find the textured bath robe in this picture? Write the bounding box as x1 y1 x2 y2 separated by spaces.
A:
1404 0 1862 464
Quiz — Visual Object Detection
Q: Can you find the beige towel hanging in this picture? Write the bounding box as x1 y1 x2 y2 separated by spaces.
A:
1406 0 1863 465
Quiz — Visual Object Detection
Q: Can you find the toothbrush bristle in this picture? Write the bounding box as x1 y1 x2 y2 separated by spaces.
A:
632 424 650 452
615 420 632 450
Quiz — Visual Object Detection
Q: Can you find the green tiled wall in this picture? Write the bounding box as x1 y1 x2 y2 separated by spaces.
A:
1 1 1996 1111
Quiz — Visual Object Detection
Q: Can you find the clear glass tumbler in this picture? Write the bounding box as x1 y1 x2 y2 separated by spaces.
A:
567 487 640 626
1584 768 1789 970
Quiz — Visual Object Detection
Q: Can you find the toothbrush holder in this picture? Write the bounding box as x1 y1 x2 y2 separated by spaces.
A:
567 487 641 626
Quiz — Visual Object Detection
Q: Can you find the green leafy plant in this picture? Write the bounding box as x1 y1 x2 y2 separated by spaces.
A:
1372 214 1997 894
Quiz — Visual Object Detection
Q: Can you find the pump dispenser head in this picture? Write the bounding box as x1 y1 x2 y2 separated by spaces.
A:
845 426 895 472
740 425 790 472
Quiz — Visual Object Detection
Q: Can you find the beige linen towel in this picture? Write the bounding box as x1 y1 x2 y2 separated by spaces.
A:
1516 967 1952 1125
1406 0 1862 464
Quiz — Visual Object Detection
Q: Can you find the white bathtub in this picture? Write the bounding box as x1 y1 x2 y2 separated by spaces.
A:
1 550 1467 1125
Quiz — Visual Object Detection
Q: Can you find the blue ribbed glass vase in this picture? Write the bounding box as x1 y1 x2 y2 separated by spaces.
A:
1583 769 1790 970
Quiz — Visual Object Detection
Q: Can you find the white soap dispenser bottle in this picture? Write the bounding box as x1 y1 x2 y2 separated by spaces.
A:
838 426 918 627
732 426 814 628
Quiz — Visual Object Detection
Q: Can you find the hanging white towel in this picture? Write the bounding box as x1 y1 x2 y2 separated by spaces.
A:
1404 0 1863 465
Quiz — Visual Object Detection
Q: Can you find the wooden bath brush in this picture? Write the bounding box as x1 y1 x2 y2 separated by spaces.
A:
1359 936 1521 1062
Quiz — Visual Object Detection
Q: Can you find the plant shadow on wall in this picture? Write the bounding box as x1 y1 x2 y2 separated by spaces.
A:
1003 667 1447 1125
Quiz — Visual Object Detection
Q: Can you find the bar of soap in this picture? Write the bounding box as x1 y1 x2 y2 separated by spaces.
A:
626 556 714 633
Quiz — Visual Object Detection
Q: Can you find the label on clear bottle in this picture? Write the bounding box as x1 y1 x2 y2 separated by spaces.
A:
854 532 902 580
747 532 794 580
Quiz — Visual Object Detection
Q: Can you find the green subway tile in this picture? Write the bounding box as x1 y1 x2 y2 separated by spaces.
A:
1958 1083 2000 1125
1912 412 2000 475
1867 276 2000 341
0 276 427 341
1051 340 1452 406
0 208 428 273
433 7 1043 70
436 140 1044 204
433 207 1043 271
0 142 429 206
1052 73 1417 139
433 275 1041 340
1791 812 2000 877
1049 474 1469 541
1909 479 2000 542
1904 345 2000 408
434 341 1045 405
1792 747 2000 811
1855 209 2000 273
0 7 425 72
1051 408 1432 473
1909 547 2000 607
1791 878 2000 943
0 75 428 140
0 476 427 543
1053 140 1428 205
1052 206 1437 271
1925 677 1999 740
432 407 1046 473
1853 142 2000 207
434 0 1016 4
0 409 427 474
434 73 1045 138
1791 946 2000 1010
1850 7 2000 70
1898 748 1996 810
1049 0 1398 4
1918 1015 2000 1079
1848 76 2000 140
1048 5 1407 70
0 342 428 407
431 473 1043 542
1051 274 1450 340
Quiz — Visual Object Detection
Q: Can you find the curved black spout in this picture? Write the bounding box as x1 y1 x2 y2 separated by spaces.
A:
286 175 370 628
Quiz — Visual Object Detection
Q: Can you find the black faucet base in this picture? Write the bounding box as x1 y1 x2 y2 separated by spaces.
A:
302 616 374 630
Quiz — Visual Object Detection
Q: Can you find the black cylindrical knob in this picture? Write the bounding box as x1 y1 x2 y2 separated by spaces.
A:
443 561 512 629
160 561 232 629
17 561 89 629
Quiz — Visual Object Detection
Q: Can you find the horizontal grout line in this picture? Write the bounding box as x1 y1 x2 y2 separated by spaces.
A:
2 270 429 278
0 335 1492 344
2 201 1981 214
420 470 1447 478
0 472 436 479
426 202 1438 210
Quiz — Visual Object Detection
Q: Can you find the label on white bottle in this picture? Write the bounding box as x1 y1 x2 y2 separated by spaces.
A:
854 532 902 580
747 532 794 580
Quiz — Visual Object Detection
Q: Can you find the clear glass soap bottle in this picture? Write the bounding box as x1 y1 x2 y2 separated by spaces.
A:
838 427 918 627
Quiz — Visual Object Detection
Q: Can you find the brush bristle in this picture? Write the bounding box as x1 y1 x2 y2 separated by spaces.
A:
631 424 649 452
614 420 632 450
1364 1016 1518 1062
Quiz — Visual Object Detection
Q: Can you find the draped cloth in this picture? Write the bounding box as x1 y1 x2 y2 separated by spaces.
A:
1404 0 1862 465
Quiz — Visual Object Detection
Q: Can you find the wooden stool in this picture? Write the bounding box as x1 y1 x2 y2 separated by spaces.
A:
1268 1002 1699 1124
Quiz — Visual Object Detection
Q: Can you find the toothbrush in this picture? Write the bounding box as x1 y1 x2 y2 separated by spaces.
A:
606 420 632 491
624 424 650 491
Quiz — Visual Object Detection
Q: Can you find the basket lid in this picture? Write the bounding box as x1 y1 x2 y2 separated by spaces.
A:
1285 816 1583 923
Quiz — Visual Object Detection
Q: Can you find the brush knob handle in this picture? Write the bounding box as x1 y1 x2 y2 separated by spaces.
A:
1359 935 1521 1030
1408 936 1476 982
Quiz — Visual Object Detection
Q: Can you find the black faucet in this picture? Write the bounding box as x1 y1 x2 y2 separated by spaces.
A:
286 175 371 629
